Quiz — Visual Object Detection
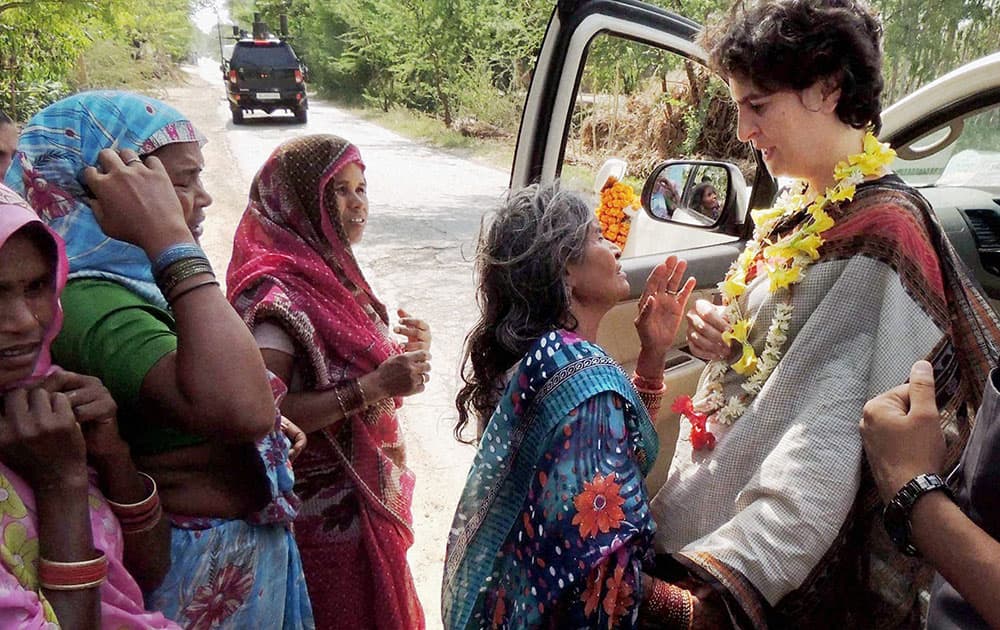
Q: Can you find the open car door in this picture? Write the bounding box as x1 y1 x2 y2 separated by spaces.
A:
511 0 774 489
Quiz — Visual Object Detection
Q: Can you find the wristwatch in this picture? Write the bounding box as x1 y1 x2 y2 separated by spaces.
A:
883 472 954 556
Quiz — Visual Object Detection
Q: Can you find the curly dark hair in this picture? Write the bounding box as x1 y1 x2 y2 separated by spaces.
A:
701 0 884 133
454 182 592 442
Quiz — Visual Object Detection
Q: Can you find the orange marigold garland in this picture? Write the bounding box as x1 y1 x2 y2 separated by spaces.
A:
596 176 639 249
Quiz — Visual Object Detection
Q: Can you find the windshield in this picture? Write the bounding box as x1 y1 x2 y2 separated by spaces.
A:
231 42 299 69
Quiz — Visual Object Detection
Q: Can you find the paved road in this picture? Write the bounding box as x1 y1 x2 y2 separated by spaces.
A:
162 60 509 626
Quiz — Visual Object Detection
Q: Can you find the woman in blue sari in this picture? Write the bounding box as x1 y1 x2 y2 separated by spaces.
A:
7 91 313 629
444 182 697 628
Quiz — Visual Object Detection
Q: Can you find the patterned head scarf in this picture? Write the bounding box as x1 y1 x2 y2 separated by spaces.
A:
6 91 204 307
226 136 420 629
227 134 397 385
0 184 68 390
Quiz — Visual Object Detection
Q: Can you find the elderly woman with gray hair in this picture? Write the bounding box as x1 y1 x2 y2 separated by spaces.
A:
443 182 697 628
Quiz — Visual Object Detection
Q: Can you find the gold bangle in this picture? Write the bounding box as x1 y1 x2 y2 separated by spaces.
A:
41 576 107 591
105 472 157 512
683 588 694 630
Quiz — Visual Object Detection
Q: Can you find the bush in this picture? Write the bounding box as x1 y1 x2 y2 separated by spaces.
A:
70 39 159 91
0 80 71 122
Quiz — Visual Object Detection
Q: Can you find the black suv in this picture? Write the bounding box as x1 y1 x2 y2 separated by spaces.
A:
224 38 308 125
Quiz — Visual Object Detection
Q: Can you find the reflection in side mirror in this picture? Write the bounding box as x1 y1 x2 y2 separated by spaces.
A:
642 160 743 228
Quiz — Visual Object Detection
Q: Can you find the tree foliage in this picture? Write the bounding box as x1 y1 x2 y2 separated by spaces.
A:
230 0 551 127
0 0 195 120
6 0 996 127
227 0 997 133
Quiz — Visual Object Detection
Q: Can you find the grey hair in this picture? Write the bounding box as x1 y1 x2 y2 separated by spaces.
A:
455 181 593 441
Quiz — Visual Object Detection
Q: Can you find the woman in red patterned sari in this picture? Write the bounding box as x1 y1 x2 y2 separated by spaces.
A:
227 134 430 629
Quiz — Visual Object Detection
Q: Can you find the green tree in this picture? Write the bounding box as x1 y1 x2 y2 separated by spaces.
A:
0 0 196 120
226 0 998 133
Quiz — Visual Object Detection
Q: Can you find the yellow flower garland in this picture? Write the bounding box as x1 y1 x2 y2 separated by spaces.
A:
697 131 896 424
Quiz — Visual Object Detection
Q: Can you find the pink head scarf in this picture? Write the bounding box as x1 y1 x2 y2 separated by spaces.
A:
0 183 67 390
227 135 424 630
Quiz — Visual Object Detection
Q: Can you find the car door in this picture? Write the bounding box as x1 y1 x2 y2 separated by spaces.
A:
511 0 772 489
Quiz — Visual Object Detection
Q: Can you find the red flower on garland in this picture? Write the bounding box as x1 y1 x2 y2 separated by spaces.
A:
671 395 716 450
572 473 626 539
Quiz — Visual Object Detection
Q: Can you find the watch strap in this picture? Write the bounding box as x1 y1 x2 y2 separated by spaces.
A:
883 472 954 556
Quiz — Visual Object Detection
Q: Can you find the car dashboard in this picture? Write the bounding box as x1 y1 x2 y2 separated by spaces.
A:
924 186 1000 304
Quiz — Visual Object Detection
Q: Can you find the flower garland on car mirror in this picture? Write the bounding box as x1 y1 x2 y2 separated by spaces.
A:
674 131 896 447
595 176 640 249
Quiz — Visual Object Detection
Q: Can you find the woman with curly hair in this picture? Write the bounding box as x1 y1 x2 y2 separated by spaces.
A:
443 182 696 628
648 1 1000 627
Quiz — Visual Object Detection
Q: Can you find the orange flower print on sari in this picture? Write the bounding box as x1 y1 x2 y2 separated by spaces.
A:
571 472 625 539
581 561 608 617
491 587 507 628
602 563 635 628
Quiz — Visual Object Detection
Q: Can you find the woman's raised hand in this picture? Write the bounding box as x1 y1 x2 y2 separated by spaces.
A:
367 350 432 400
634 255 696 355
83 148 193 256
394 309 432 352
0 387 88 489
685 299 733 361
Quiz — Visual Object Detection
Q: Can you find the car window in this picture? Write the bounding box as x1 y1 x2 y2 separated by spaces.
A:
895 104 1000 192
560 32 753 258
231 43 299 68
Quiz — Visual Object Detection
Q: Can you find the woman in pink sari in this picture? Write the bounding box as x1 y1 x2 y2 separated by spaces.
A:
0 183 178 629
227 134 430 629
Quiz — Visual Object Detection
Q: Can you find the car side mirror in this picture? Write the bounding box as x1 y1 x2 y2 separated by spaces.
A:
641 160 746 227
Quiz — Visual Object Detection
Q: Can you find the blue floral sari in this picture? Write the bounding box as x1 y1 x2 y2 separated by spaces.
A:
443 330 659 629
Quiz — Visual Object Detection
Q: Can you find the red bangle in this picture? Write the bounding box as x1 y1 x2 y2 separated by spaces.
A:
107 472 162 534
39 550 108 591
645 579 693 629
632 371 665 391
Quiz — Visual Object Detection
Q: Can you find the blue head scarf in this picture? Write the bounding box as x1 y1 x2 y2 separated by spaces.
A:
6 91 204 307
